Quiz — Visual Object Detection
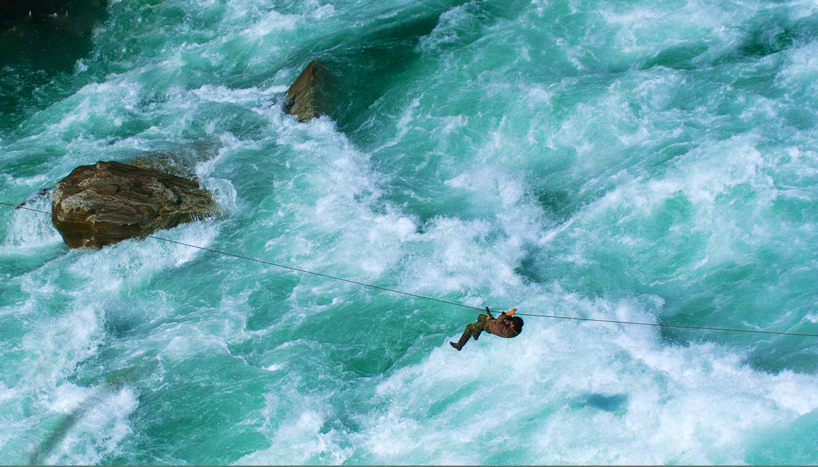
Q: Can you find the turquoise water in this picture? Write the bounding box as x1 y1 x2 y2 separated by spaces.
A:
2 0 818 464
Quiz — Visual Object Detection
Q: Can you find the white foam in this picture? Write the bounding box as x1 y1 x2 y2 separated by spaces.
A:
45 80 144 139
39 386 139 465
236 416 352 464
1 191 63 250
597 1 749 59
191 84 268 106
349 297 818 464
65 220 219 285
18 304 101 387
777 41 818 91
418 4 473 53
0 296 135 461
3 0 818 464
258 120 440 292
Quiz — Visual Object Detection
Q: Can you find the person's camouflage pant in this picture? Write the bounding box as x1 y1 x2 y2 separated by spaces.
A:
452 313 492 350
465 313 490 340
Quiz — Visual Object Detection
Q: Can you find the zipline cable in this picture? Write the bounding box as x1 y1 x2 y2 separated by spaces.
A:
1 201 486 313
3 200 817 338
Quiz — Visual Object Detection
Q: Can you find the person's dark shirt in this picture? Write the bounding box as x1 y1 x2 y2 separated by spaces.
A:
486 312 520 338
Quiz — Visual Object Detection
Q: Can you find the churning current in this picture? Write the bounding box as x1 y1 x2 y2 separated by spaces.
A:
2 0 818 464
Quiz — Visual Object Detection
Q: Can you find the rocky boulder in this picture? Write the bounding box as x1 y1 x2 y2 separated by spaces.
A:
284 61 326 122
52 161 217 248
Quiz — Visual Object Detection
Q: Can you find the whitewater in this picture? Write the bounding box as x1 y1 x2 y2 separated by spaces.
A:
2 0 818 464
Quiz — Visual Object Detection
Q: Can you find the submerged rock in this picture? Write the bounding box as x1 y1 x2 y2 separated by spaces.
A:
128 141 222 179
52 161 217 248
283 61 325 122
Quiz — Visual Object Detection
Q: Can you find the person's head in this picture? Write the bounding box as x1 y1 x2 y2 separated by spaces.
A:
511 316 524 332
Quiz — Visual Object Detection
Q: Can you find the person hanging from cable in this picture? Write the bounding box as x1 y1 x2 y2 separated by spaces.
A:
450 306 523 351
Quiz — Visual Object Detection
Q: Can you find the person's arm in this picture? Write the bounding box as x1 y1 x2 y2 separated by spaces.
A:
498 308 517 322
494 308 520 337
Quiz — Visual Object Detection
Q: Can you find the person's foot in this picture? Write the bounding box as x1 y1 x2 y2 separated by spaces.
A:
450 341 461 351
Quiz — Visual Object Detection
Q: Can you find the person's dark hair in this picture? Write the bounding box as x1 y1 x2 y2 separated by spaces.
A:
512 316 523 331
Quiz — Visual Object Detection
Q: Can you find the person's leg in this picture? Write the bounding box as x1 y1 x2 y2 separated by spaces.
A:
450 316 487 350
473 314 489 340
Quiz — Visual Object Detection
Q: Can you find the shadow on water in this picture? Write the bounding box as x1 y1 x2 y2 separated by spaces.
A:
746 341 818 376
315 1 532 140
269 1 474 138
714 10 818 67
27 385 114 465
734 12 818 60
634 10 818 73
309 10 447 136
573 392 629 413
0 0 108 132
28 410 84 465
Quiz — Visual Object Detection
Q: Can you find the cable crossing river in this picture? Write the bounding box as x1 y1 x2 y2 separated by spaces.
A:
3 200 816 338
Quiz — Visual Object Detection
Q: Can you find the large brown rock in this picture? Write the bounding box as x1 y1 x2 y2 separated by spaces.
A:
52 161 217 248
284 61 325 122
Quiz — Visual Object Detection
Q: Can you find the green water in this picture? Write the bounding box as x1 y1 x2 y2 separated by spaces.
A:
2 0 818 464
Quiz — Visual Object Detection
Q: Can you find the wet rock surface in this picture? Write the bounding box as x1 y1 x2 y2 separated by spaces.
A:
284 61 326 123
51 161 217 248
